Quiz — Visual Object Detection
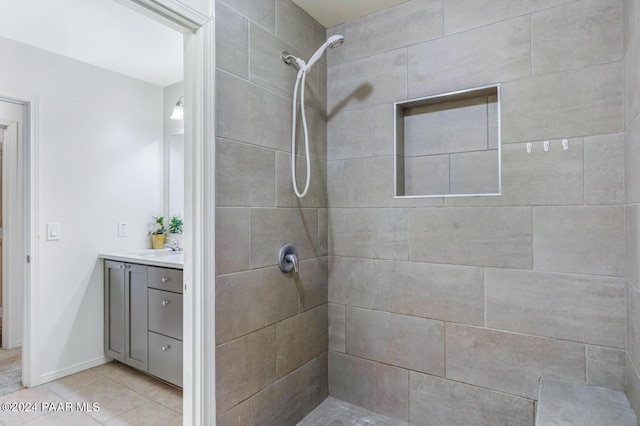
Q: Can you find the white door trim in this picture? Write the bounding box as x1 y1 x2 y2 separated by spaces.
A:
116 2 215 425
0 93 39 388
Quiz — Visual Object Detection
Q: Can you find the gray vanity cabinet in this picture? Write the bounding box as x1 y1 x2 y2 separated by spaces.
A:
104 261 148 371
104 260 183 387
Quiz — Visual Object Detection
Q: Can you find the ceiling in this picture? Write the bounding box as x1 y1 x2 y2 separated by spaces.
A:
0 0 183 87
0 0 409 87
291 0 412 28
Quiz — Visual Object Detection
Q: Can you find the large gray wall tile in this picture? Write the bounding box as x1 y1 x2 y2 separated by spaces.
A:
627 355 640 420
250 208 318 268
216 139 275 207
327 107 373 160
346 307 444 376
328 303 345 353
328 256 375 309
216 267 297 344
329 352 409 421
533 206 625 276
532 0 623 75
408 16 531 98
318 208 328 256
277 305 328 378
443 0 571 35
625 28 640 126
404 97 489 157
374 103 395 157
627 205 639 287
409 207 533 268
274 0 325 58
628 281 640 376
586 345 625 391
215 1 249 79
216 70 291 152
373 260 484 326
333 0 442 66
343 157 395 207
329 208 408 260
216 326 276 413
584 134 625 205
250 356 323 425
446 323 586 399
216 207 250 275
218 0 275 33
501 63 623 143
626 115 640 203
298 257 328 312
623 0 635 53
486 269 625 348
404 154 450 196
216 399 250 426
249 23 307 100
410 373 535 426
449 150 499 195
328 49 407 112
276 153 327 208
446 139 584 207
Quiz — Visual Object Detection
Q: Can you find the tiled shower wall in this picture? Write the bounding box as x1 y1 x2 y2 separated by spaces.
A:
625 0 640 417
327 0 625 424
214 0 329 424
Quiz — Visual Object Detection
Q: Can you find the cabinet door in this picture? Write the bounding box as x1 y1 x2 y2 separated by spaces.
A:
104 261 125 362
124 264 148 371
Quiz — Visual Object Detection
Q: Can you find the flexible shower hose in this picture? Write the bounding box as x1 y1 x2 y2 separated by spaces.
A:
291 68 311 198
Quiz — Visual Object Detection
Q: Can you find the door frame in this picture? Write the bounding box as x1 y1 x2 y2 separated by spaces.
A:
1 111 23 352
2 0 215 424
116 3 215 425
0 92 39 389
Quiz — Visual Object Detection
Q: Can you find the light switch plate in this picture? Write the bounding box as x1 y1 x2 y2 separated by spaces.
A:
47 223 61 241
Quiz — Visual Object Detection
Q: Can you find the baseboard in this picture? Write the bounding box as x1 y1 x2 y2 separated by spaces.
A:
40 355 110 385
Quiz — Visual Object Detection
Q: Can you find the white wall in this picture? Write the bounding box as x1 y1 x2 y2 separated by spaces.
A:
0 35 164 381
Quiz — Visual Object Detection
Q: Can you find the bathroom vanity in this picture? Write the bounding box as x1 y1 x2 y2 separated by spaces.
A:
100 250 184 388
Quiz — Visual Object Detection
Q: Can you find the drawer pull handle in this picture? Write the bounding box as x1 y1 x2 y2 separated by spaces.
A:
119 265 125 269
162 300 171 306
161 277 169 283
162 345 171 351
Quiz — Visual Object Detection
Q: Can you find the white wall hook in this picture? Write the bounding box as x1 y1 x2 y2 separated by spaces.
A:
562 139 569 150
543 140 550 152
526 142 533 153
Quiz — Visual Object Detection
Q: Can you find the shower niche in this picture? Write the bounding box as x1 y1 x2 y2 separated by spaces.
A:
394 84 501 198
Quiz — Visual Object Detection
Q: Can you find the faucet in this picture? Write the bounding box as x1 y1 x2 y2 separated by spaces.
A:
164 237 182 252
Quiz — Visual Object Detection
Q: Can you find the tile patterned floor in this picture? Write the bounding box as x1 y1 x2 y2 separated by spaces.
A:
0 361 182 425
0 348 22 397
297 397 408 426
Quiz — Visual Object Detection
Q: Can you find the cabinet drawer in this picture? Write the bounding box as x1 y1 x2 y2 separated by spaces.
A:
148 332 183 388
148 267 183 294
148 288 183 340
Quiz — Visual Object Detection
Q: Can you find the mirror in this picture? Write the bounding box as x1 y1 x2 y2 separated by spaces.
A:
394 85 502 198
169 133 184 219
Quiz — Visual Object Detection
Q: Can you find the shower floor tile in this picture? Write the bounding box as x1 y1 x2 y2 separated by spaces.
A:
297 397 408 426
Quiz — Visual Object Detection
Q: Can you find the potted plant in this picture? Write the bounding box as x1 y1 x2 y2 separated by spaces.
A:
148 215 167 249
169 216 183 234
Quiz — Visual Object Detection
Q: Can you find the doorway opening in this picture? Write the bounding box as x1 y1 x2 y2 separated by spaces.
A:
0 0 214 424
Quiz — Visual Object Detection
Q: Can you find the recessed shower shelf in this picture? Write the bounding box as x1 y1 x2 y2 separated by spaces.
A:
394 84 502 198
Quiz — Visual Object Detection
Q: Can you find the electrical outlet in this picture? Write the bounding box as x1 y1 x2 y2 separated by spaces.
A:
118 222 128 237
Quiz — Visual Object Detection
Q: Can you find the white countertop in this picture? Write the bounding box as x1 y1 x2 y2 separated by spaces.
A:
100 249 184 269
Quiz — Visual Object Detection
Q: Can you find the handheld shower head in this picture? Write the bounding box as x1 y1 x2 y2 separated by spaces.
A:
305 34 345 71
327 34 345 49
